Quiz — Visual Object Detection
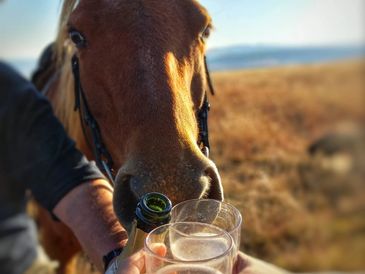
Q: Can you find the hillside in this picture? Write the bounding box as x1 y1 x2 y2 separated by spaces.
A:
209 60 365 271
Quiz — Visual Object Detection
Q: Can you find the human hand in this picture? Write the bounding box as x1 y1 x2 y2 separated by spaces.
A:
106 244 167 274
110 248 290 274
104 249 145 274
115 249 145 274
233 251 291 274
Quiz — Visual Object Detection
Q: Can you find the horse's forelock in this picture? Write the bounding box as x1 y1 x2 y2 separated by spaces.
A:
51 0 81 140
55 0 79 65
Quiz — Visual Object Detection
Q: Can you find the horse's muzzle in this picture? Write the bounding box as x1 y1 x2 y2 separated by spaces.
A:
112 161 223 234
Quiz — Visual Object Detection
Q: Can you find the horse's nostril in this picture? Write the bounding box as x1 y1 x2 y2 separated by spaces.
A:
113 173 139 233
204 164 224 201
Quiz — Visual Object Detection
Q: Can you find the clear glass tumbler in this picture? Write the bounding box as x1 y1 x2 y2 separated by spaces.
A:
171 199 242 259
144 222 233 274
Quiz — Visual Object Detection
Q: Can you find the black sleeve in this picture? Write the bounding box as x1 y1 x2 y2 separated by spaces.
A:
0 62 105 212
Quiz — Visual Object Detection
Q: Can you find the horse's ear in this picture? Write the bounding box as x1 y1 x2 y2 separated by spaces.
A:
31 43 56 91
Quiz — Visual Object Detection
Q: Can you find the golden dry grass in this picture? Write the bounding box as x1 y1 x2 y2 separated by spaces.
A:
29 60 364 274
209 60 365 272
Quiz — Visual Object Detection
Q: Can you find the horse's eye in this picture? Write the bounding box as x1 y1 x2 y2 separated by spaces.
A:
200 25 211 43
69 29 87 48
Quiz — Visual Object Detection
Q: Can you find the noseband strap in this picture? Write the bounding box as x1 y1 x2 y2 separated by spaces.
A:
71 54 215 184
71 55 115 184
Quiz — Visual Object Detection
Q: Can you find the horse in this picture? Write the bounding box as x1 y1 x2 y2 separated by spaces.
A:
31 0 223 273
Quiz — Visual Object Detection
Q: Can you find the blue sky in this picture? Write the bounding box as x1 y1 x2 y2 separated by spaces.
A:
0 0 364 59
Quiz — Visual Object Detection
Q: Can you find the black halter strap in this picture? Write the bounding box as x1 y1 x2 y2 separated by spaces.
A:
198 56 215 157
71 54 215 183
71 55 115 184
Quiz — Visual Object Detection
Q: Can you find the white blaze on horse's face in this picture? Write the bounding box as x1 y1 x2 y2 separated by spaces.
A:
67 0 222 230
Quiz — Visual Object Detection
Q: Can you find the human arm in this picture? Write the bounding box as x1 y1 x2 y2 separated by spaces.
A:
0 64 129 271
53 178 128 271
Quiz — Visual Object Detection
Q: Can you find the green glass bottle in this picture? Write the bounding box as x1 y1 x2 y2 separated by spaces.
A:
121 192 172 257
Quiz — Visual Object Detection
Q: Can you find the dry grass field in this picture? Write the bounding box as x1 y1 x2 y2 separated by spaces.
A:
30 60 364 274
208 60 365 272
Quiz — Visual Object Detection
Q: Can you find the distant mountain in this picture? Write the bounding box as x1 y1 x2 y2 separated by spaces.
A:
206 45 365 71
5 45 365 79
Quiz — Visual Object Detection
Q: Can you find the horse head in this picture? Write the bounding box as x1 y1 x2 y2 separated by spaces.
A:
56 0 223 232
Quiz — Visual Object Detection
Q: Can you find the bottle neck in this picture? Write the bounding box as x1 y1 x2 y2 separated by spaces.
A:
120 193 172 258
135 192 172 232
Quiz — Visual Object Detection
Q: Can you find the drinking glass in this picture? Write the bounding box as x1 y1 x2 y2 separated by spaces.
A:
144 222 233 274
171 199 242 258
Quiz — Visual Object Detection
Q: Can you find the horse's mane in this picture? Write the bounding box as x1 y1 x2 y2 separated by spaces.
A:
52 0 84 147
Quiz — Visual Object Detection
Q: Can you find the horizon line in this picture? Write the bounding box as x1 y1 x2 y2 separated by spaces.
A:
2 42 364 61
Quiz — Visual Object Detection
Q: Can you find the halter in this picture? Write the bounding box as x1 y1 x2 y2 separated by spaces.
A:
71 54 215 185
72 56 115 184
198 56 215 157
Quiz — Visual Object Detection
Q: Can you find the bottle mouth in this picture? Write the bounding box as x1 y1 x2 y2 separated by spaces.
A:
135 192 172 228
143 193 172 214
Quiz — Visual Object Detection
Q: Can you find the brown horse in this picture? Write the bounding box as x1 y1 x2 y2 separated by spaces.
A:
32 0 223 273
